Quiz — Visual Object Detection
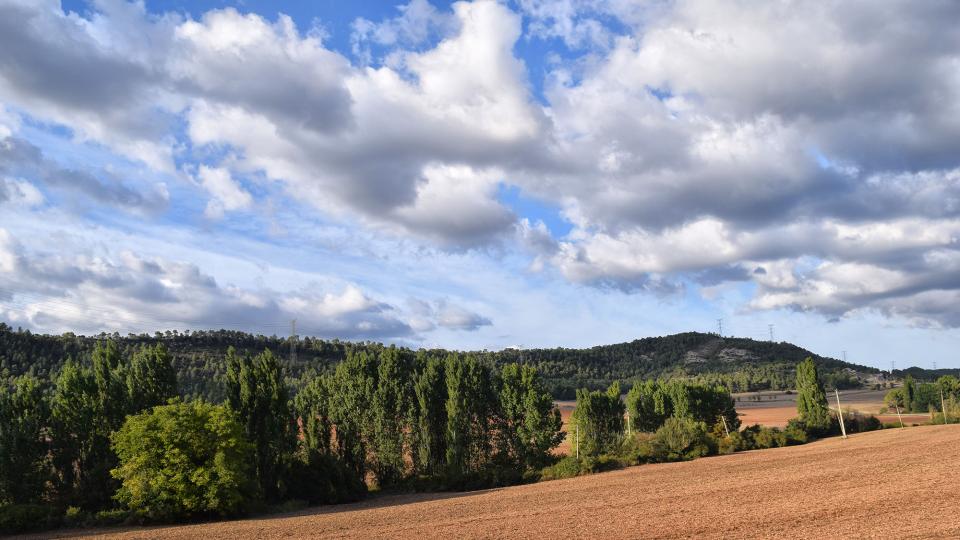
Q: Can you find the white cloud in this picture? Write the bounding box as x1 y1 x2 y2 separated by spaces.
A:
197 165 252 219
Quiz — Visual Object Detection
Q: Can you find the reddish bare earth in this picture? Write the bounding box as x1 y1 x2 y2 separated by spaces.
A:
52 425 960 539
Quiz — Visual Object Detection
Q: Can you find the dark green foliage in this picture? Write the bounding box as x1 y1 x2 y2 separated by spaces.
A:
293 374 332 456
0 324 878 402
413 354 447 476
327 350 377 479
626 379 739 435
111 400 255 521
572 382 625 457
795 358 831 432
126 344 177 412
224 348 295 502
497 363 565 471
0 503 60 535
903 375 917 411
0 376 50 505
444 354 496 475
284 450 366 505
650 417 712 461
370 347 415 486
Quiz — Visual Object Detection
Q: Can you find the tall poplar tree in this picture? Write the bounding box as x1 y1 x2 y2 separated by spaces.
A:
225 348 295 501
796 357 830 432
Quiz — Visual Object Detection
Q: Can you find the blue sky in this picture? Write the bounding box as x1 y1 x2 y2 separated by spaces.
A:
2 0 960 370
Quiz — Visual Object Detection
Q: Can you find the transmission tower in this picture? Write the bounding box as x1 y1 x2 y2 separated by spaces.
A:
717 318 723 337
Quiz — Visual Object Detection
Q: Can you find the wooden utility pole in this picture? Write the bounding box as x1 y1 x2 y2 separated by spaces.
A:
626 411 631 436
894 403 904 428
941 390 949 425
720 415 730 437
575 424 580 460
835 389 847 439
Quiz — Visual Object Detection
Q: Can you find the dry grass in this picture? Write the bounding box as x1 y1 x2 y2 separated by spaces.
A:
53 425 960 539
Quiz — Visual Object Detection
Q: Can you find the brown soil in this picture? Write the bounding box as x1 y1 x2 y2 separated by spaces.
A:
53 425 960 539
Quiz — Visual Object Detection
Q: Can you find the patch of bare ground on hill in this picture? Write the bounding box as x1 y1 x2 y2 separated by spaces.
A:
50 425 960 540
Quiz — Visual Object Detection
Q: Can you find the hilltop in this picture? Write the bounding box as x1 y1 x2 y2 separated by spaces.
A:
0 323 881 400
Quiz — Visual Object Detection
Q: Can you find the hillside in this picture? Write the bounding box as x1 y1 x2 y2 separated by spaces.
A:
53 425 960 539
0 323 881 400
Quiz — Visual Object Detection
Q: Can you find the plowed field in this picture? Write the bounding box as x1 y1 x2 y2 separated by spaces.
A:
53 425 960 539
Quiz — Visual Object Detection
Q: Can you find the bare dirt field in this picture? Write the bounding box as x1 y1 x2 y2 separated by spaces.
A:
52 425 960 539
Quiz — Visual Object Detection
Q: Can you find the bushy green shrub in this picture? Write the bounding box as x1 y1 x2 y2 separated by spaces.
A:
650 417 712 461
63 505 89 527
717 432 747 454
619 432 657 464
539 454 626 480
840 411 882 433
0 503 58 534
92 508 130 526
784 419 809 444
111 400 256 522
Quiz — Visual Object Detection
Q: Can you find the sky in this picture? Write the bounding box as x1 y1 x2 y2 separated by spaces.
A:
2 0 960 370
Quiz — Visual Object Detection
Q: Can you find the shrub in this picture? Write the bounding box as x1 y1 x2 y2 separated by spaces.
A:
841 411 882 433
539 456 583 481
619 432 657 464
650 417 712 461
0 503 58 534
717 432 747 454
111 400 256 522
93 508 130 526
752 426 787 449
63 505 89 527
285 450 367 505
784 419 809 444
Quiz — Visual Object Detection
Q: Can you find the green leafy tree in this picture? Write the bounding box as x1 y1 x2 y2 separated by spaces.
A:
126 344 177 412
224 348 295 502
795 358 830 432
293 373 332 456
626 380 668 433
328 350 378 479
370 347 414 486
444 354 495 474
903 375 917 412
571 382 625 457
413 355 447 476
111 400 254 520
497 363 564 470
0 376 50 504
651 416 712 461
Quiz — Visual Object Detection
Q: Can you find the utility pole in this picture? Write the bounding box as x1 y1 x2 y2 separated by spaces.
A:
941 390 949 425
290 319 297 364
768 324 774 342
894 402 904 428
717 318 723 337
575 424 580 460
720 415 730 437
835 389 847 439
842 350 847 363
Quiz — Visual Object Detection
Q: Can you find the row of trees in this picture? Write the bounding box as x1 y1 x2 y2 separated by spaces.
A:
1 341 566 525
885 374 960 414
1 324 878 402
569 379 740 458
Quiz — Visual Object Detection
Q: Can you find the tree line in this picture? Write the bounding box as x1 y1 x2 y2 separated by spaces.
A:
0 340 564 532
1 324 880 402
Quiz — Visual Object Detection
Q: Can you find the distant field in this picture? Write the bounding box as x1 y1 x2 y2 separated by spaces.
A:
62 426 960 539
556 388 901 453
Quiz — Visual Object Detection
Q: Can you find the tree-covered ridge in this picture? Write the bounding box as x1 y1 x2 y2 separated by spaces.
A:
0 323 881 400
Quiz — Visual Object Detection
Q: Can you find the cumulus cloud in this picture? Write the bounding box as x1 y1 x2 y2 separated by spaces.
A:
0 227 414 339
3 0 960 331
196 165 252 219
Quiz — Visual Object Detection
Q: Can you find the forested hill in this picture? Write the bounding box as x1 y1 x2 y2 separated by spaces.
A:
0 323 880 400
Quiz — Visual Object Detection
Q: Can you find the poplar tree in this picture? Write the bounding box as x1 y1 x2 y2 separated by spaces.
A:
0 375 50 504
572 382 625 456
328 350 378 479
126 343 177 412
413 354 447 475
497 363 564 470
796 357 830 431
225 348 295 501
370 346 414 486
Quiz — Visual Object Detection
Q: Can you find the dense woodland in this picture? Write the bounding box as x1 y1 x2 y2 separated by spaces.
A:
0 324 883 400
